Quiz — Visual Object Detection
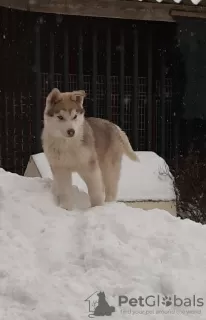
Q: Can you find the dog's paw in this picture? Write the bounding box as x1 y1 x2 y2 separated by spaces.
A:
59 195 73 211
51 182 60 205
105 195 116 202
51 181 57 194
59 201 73 211
59 203 73 211
90 196 104 207
52 194 60 206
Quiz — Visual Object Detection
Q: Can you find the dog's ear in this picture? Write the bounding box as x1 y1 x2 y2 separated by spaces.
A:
46 88 62 116
47 88 61 105
71 90 86 107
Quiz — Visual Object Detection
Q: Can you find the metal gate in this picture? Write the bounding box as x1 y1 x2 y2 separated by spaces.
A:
0 7 177 174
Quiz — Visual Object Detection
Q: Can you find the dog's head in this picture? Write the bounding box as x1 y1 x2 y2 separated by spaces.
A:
44 88 86 138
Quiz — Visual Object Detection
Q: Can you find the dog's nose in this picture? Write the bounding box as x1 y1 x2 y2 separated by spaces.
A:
67 129 75 137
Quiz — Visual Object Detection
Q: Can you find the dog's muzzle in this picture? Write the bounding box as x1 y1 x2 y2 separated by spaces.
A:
67 129 75 137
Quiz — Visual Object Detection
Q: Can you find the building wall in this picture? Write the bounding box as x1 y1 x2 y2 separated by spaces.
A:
0 7 178 174
1 5 206 174
0 0 206 22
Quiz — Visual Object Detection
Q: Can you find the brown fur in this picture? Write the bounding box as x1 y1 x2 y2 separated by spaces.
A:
42 88 139 210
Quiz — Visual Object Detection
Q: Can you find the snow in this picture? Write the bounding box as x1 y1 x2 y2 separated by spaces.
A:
32 151 176 202
1 168 206 319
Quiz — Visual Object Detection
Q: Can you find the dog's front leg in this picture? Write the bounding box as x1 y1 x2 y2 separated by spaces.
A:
51 166 73 210
79 163 104 207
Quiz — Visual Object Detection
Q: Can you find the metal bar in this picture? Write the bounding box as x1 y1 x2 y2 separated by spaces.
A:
78 26 84 89
34 20 42 153
64 23 69 91
120 28 125 129
49 31 54 91
106 26 112 120
147 27 153 151
92 28 97 117
133 27 138 151
160 50 166 158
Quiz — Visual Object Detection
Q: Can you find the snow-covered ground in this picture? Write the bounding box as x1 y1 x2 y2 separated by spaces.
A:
1 168 206 319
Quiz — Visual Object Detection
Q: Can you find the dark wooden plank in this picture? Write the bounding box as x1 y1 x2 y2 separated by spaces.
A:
64 21 69 91
49 31 54 91
120 28 125 129
106 26 112 121
160 51 166 158
92 28 97 117
147 26 153 151
34 20 42 153
0 0 205 21
132 26 138 151
78 26 84 89
26 1 206 22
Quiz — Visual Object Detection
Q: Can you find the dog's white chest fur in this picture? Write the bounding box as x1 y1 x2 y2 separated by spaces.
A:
42 131 89 169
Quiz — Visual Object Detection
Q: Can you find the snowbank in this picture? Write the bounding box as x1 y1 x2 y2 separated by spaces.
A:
1 168 206 319
31 151 175 202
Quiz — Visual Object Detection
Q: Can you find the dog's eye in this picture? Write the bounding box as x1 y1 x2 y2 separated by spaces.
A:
57 115 64 120
73 115 77 120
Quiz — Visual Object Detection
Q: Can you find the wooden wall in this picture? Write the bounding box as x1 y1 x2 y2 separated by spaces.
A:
0 0 206 22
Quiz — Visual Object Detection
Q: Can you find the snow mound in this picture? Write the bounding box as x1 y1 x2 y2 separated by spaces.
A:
1 168 206 319
32 151 175 202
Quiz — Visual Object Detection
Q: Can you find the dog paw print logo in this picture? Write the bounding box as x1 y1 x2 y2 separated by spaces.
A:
162 296 172 307
85 291 115 318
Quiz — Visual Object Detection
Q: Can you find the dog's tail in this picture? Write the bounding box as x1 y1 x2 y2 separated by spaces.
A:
116 125 140 162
